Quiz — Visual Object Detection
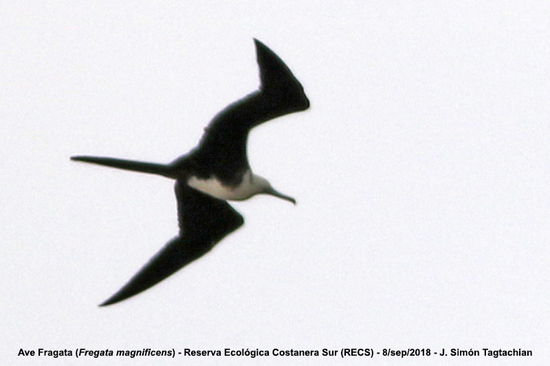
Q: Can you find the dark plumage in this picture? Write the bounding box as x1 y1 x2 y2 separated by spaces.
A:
72 39 309 306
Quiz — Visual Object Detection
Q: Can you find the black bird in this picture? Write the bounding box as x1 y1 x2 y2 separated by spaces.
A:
72 39 309 306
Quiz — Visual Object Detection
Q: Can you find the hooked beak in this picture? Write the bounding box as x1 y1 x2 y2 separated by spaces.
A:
265 187 296 205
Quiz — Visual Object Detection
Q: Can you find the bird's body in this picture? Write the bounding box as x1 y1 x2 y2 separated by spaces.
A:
72 39 309 306
188 170 260 201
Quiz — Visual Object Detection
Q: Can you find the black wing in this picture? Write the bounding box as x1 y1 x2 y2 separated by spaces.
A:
99 182 244 306
190 39 310 182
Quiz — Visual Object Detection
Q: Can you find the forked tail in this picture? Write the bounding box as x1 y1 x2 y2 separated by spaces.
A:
71 156 172 177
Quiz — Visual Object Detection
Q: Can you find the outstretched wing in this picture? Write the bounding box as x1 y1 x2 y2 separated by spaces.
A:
99 182 244 306
190 39 310 182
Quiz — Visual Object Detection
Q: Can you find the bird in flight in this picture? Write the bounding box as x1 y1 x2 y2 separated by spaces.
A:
72 39 310 306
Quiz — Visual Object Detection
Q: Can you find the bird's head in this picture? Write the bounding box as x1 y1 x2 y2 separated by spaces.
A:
253 175 296 204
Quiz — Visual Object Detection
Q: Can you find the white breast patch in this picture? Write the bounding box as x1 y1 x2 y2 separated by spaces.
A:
187 171 257 201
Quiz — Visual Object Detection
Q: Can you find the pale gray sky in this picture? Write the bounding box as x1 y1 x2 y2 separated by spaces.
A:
1 1 549 365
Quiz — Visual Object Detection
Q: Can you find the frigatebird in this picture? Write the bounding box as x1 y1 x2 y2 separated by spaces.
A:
71 39 309 306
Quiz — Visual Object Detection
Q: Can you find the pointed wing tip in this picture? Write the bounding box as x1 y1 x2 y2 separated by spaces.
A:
99 287 142 306
253 38 276 58
253 39 275 60
252 39 310 111
98 279 152 306
253 38 265 48
98 295 123 307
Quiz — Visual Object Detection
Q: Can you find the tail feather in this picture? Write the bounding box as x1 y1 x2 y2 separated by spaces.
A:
71 156 171 177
